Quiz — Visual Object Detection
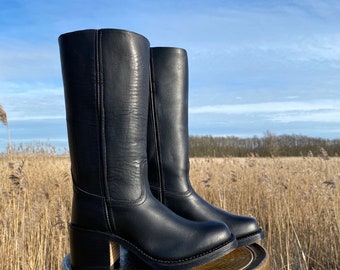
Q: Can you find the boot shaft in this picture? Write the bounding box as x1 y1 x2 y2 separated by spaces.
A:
148 47 191 198
59 29 150 202
147 48 265 247
59 33 238 268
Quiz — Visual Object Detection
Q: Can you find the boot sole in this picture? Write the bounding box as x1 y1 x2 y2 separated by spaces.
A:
70 224 237 269
236 229 264 247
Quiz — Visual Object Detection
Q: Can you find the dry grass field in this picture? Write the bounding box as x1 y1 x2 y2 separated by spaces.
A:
0 153 339 269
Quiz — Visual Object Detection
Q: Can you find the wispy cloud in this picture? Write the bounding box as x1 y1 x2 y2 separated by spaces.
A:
1 0 340 141
1 81 65 121
272 110 340 123
0 36 61 80
190 100 340 114
190 100 340 126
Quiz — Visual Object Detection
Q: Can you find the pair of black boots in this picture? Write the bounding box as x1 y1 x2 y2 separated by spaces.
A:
59 28 263 270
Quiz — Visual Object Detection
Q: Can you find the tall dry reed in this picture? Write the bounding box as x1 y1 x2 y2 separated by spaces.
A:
0 105 12 159
191 156 339 269
0 153 71 269
0 151 338 269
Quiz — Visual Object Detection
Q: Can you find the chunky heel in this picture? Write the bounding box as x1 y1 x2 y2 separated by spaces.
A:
70 225 120 269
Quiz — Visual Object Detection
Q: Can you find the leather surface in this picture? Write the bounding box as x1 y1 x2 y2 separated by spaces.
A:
59 29 234 265
148 47 263 244
148 47 190 196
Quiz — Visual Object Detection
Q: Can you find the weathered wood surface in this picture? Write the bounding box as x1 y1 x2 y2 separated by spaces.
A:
196 243 269 270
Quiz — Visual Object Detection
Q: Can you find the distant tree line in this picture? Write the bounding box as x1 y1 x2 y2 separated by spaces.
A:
189 132 340 157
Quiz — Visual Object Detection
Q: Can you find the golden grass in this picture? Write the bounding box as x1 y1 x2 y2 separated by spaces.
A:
0 154 339 269
0 154 71 269
192 157 339 270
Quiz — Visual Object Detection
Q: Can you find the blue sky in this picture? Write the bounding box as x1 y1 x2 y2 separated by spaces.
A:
1 0 340 152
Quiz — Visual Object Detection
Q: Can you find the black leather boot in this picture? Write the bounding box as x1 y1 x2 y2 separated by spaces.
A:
148 47 264 248
59 29 237 270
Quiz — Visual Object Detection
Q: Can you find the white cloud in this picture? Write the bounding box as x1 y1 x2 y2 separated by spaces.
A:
0 81 65 121
189 100 340 115
0 38 60 80
1 0 340 140
190 99 340 129
272 110 340 123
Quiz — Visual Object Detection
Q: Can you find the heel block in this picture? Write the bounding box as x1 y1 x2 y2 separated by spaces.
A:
70 225 120 269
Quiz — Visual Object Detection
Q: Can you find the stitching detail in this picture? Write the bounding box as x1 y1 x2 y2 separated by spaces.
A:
96 30 113 233
116 235 235 264
237 229 263 240
73 225 235 264
149 50 165 203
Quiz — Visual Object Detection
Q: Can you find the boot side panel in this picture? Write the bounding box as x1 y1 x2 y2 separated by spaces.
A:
59 30 104 196
149 48 191 194
100 29 150 202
